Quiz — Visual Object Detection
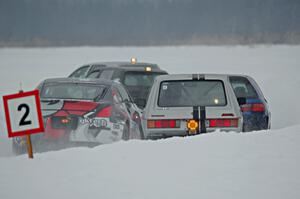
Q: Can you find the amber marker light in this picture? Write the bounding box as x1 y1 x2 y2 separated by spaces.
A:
131 57 137 64
187 119 199 132
145 66 152 72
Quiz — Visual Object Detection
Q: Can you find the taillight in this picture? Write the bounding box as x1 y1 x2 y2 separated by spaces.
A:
147 119 180 128
208 119 238 128
251 103 265 112
61 118 70 124
97 106 112 117
51 116 78 129
241 103 265 112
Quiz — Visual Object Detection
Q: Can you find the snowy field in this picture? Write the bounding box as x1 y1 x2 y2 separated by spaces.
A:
0 45 299 198
0 126 300 199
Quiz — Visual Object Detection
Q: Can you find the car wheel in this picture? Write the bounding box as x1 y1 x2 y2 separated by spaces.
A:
122 122 130 141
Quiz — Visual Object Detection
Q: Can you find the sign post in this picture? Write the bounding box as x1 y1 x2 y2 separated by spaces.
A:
26 135 33 159
3 90 44 159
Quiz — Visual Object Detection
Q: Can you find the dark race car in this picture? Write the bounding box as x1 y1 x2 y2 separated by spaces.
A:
229 75 271 132
68 58 168 108
12 78 143 154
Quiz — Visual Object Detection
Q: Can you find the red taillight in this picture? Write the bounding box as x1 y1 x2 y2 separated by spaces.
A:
169 120 176 128
241 103 265 112
251 103 265 112
61 118 70 124
147 119 180 129
208 119 238 128
97 106 112 117
155 120 162 128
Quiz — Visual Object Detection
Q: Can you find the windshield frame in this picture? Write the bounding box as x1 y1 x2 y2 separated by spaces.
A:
157 80 228 107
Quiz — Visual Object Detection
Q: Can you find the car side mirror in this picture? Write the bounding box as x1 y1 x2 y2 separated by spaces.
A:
135 99 146 109
237 97 246 106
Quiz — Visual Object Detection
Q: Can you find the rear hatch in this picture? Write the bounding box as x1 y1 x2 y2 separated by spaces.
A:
145 75 242 137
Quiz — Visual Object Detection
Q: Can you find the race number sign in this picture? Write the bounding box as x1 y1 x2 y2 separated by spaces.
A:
3 90 44 137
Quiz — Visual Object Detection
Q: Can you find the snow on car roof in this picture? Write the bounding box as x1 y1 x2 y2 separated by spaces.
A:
155 73 249 81
43 77 118 86
85 61 167 73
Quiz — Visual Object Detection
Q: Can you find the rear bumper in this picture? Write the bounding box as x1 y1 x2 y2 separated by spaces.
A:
242 112 270 132
145 127 241 139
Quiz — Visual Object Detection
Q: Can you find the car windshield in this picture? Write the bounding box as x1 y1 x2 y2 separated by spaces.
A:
124 72 163 87
40 82 107 101
158 80 227 107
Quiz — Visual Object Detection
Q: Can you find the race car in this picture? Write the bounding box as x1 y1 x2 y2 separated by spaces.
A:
12 78 143 154
142 74 243 139
229 75 271 131
68 58 168 108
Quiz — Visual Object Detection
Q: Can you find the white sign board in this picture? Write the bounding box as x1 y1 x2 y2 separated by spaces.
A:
3 90 44 137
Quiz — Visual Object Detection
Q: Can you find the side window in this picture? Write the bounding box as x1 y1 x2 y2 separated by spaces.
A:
87 71 101 78
86 65 105 78
69 66 90 78
99 70 114 80
117 85 130 102
111 70 123 82
229 76 258 98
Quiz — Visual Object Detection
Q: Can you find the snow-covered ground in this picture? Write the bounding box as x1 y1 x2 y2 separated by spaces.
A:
0 125 300 199
0 45 300 155
0 45 299 198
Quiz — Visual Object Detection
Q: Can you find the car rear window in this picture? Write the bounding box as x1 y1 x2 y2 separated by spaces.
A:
41 83 107 101
229 76 258 98
158 80 227 107
124 72 164 87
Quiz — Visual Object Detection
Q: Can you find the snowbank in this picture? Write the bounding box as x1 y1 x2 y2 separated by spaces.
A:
0 126 299 199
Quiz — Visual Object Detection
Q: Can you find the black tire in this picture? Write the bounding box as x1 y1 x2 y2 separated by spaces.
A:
122 122 130 141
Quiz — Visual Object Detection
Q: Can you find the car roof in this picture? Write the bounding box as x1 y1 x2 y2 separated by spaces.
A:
42 77 119 86
155 74 250 81
86 61 167 73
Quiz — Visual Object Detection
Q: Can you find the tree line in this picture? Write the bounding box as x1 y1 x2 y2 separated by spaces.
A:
0 0 299 46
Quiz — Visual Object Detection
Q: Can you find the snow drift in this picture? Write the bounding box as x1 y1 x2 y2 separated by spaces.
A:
0 125 299 199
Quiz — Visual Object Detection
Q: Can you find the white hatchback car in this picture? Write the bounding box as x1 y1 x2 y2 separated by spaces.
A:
142 74 243 139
